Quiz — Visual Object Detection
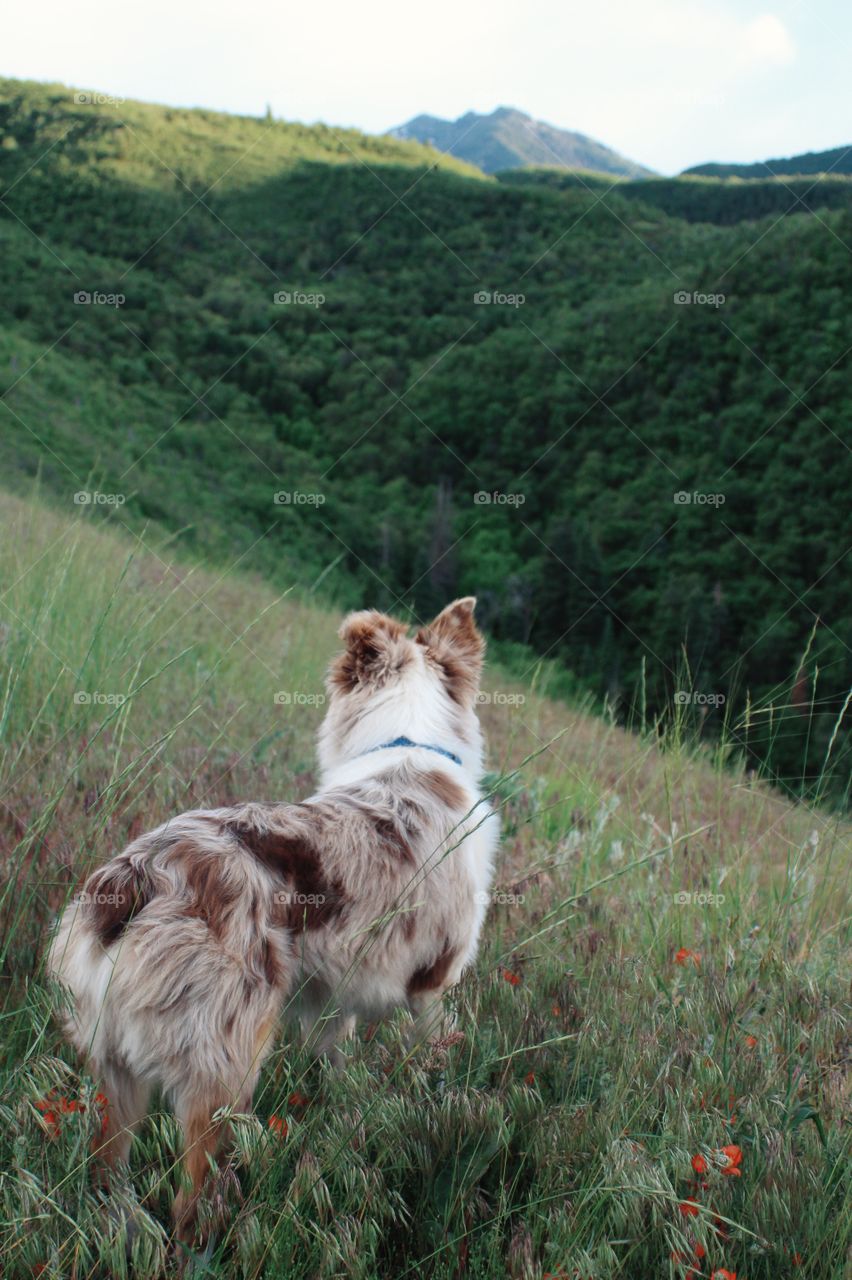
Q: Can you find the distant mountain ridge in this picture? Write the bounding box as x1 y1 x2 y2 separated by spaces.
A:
389 107 655 178
684 144 852 179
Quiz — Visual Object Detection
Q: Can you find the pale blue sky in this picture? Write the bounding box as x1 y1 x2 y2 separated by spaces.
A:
4 0 850 174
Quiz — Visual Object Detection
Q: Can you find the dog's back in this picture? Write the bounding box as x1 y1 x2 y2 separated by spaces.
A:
51 762 491 1071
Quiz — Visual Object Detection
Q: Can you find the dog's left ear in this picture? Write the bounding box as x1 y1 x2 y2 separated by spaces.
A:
330 609 410 691
416 597 484 703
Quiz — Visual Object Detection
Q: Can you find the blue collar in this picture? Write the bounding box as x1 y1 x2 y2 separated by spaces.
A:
364 736 462 767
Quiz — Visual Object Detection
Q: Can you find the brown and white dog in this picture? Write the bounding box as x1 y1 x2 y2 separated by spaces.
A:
48 598 498 1240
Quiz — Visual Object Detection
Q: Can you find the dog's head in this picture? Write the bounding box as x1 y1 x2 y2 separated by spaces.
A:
318 598 486 776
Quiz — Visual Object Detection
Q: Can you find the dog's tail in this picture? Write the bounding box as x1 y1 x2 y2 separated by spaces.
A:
46 850 155 1051
80 855 155 945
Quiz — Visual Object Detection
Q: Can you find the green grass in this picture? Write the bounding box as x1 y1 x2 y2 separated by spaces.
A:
0 488 849 1278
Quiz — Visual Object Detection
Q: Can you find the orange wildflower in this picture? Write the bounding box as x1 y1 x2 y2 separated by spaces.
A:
503 969 521 986
91 1091 110 1137
719 1144 742 1176
691 1153 707 1174
288 1091 310 1108
675 947 701 968
268 1114 288 1138
744 1034 758 1048
678 1199 700 1217
40 1109 61 1139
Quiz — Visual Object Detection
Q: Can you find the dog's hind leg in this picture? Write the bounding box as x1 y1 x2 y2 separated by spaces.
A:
171 1013 278 1247
301 1009 356 1067
407 988 456 1050
171 1080 238 1248
91 1056 152 1175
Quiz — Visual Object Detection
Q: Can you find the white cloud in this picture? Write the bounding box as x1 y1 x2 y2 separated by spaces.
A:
740 13 797 67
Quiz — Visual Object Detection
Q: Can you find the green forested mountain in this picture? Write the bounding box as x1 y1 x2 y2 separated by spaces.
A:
685 143 852 179
1 79 850 801
499 167 852 224
389 107 654 178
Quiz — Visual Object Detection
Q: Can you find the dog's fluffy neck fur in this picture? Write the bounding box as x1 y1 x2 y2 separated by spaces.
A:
317 656 485 788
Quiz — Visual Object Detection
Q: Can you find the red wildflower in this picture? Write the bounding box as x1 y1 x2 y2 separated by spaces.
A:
58 1096 85 1114
675 947 701 968
503 969 521 986
719 1144 742 1176
693 1244 706 1259
710 1271 736 1279
90 1091 110 1137
524 1071 536 1085
678 1199 700 1217
744 1034 758 1048
288 1091 310 1108
691 1153 707 1174
268 1114 288 1138
792 1254 803 1266
40 1109 60 1139
551 1003 562 1017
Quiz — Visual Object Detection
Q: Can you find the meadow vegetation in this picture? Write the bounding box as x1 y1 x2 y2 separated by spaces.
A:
0 491 847 1278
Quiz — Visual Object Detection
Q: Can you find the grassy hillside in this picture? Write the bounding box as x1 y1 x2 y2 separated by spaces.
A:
0 489 848 1278
0 78 850 807
0 77 483 189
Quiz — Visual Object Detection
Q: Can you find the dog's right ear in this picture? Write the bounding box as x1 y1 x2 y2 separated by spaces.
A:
415 597 484 704
329 610 410 691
